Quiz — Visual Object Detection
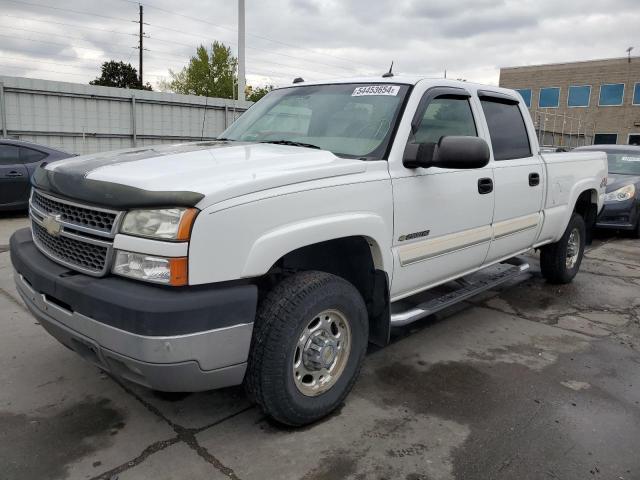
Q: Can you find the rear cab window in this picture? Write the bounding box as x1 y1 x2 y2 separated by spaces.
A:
479 95 532 160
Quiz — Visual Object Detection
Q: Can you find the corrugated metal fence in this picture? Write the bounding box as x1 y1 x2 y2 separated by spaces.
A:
0 75 252 155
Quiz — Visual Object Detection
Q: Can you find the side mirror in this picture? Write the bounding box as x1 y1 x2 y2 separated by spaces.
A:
403 136 490 169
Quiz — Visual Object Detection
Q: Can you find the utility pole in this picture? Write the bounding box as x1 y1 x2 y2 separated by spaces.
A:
238 0 246 102
139 4 144 86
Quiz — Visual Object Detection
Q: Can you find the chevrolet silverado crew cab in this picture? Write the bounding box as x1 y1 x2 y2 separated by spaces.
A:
10 77 607 426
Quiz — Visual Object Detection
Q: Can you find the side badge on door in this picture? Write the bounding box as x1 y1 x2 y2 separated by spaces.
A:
398 230 430 242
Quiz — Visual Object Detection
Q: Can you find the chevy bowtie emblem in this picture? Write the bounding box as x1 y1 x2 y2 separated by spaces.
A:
42 213 63 237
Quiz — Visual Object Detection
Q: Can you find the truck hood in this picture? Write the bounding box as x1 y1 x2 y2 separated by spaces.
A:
33 141 367 208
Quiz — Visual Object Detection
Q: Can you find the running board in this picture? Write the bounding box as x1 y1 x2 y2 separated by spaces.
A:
390 258 530 327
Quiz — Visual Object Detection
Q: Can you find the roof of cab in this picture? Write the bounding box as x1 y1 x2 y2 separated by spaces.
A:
276 76 518 97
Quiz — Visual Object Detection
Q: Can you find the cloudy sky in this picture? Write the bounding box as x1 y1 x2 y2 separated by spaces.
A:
0 0 638 90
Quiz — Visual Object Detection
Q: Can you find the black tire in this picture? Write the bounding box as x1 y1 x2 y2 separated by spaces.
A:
245 271 368 426
633 216 640 239
540 213 586 284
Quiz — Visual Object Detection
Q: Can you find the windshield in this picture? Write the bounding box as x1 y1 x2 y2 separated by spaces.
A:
220 83 410 159
605 151 640 175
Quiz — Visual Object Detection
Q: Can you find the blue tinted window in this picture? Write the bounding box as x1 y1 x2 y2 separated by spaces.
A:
599 83 624 106
568 85 591 107
516 89 531 108
633 83 640 105
594 133 618 145
539 87 560 108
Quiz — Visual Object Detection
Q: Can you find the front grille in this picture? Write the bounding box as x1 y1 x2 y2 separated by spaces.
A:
29 189 121 276
32 221 108 273
32 190 117 234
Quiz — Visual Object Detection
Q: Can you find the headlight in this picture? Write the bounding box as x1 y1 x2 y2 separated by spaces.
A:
112 250 188 286
604 184 636 202
120 208 198 240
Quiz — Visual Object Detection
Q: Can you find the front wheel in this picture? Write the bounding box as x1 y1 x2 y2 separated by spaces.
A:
245 271 368 426
540 212 586 284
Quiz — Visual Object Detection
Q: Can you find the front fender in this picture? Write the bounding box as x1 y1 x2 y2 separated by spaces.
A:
242 212 391 278
188 181 394 285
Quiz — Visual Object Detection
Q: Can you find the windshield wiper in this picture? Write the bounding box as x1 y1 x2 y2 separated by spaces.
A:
215 137 235 141
260 140 321 150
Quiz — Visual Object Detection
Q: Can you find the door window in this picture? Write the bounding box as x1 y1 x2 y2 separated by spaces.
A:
413 96 477 144
0 145 19 165
19 147 48 163
480 99 532 160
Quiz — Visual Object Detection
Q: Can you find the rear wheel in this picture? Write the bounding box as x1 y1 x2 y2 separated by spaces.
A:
540 213 586 284
245 271 368 426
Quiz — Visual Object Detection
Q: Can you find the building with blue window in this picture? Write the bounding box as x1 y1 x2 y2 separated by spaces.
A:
500 56 640 146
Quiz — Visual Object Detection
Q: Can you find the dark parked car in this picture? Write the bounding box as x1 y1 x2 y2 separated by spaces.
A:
0 140 73 211
575 145 640 237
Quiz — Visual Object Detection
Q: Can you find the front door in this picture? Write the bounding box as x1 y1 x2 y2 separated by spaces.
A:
0 144 29 207
390 88 495 300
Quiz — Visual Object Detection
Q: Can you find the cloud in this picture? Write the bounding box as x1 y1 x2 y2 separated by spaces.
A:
0 0 638 88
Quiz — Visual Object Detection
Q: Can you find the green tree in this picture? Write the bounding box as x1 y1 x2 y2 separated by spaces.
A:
161 42 237 98
90 61 152 90
247 85 274 102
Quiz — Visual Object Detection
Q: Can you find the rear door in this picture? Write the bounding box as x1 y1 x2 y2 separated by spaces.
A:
478 92 544 263
0 144 29 207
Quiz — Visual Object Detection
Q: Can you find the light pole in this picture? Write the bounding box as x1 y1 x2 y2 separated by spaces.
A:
238 0 246 101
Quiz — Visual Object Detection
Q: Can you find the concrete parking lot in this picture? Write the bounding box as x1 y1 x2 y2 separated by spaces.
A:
1 212 639 480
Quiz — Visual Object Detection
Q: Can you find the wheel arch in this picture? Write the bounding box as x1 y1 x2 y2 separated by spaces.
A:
572 188 599 242
262 236 391 347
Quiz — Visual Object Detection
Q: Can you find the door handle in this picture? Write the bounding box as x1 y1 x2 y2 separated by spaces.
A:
477 177 493 194
5 171 24 178
529 172 540 186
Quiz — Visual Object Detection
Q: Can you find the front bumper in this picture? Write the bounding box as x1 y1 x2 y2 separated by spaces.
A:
595 199 638 230
10 227 258 392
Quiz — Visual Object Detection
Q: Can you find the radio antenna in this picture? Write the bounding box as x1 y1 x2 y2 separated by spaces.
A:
382 61 394 78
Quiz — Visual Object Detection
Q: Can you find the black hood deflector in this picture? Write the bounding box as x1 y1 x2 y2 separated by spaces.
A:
30 141 243 208
32 168 204 208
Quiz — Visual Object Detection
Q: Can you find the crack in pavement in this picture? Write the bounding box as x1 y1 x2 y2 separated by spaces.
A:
0 286 27 312
93 377 251 480
89 437 181 480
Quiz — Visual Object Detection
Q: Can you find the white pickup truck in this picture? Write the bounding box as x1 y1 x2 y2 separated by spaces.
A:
11 76 607 426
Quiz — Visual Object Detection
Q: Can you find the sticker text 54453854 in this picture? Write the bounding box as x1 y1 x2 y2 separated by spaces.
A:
352 85 400 96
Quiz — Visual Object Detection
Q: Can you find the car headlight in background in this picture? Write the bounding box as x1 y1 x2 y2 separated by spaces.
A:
604 184 636 202
120 208 198 241
112 251 188 286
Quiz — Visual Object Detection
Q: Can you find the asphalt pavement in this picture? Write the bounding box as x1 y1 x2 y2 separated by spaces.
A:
1 212 639 480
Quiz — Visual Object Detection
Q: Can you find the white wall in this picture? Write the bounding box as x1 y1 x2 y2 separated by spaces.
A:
0 75 253 155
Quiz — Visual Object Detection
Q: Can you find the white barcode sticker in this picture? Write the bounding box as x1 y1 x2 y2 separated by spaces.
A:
622 156 640 162
352 85 400 96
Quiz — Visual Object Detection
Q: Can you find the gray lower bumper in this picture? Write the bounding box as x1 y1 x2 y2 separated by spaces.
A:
15 271 253 392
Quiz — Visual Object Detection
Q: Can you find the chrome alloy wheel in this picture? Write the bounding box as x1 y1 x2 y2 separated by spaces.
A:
566 228 580 269
292 309 352 397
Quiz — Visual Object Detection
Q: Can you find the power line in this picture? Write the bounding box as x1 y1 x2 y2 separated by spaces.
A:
0 14 136 37
1 11 359 75
0 24 135 50
4 0 132 23
144 24 354 76
0 33 134 57
0 59 167 79
139 2 377 70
